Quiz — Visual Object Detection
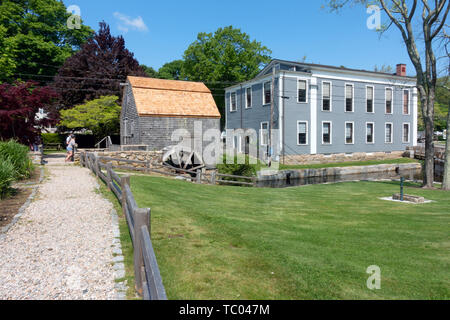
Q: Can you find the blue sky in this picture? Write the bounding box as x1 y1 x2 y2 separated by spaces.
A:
63 0 426 76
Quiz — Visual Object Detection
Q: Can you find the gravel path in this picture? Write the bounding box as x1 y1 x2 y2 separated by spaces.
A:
0 161 119 300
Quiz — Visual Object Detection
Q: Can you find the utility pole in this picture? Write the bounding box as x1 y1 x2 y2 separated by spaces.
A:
269 67 275 167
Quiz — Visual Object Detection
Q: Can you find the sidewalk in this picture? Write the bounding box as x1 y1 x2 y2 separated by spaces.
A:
0 155 121 300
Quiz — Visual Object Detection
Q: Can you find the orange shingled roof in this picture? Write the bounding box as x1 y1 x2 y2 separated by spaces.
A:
127 76 221 118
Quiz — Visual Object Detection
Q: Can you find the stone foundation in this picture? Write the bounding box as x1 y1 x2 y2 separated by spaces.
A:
281 151 406 165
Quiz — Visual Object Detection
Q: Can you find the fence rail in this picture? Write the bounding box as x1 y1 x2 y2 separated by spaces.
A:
80 151 167 300
87 155 256 187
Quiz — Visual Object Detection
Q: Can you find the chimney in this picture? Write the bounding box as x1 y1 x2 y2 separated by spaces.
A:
396 64 406 76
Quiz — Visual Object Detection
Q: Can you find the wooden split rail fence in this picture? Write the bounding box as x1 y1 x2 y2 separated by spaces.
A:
80 152 167 300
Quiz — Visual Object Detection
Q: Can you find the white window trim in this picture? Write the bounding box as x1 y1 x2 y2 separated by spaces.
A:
321 81 332 112
230 92 237 112
365 85 375 114
402 122 411 143
366 122 375 144
403 89 410 115
262 81 271 106
245 87 252 109
297 78 309 104
385 122 394 144
297 121 309 146
321 121 333 145
260 121 269 146
385 87 394 115
344 83 354 112
344 121 355 145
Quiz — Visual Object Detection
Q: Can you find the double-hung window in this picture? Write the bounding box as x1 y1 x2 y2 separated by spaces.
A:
230 92 237 112
263 82 271 105
403 89 410 115
366 86 374 113
297 121 308 145
366 122 374 144
385 88 393 114
345 84 354 112
298 80 307 103
345 122 354 144
260 122 269 146
322 82 331 111
322 122 332 144
385 123 393 143
403 123 410 143
246 87 252 108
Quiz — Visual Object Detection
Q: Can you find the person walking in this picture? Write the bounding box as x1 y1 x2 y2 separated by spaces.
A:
65 135 76 162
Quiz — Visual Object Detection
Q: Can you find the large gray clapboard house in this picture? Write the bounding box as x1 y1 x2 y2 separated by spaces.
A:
225 59 418 161
121 76 221 151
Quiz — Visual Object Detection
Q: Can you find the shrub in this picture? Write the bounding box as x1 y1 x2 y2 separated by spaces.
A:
0 159 15 198
41 133 64 145
217 154 256 185
0 140 33 180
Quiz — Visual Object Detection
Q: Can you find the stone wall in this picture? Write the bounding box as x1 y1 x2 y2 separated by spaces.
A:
76 150 163 168
281 151 406 165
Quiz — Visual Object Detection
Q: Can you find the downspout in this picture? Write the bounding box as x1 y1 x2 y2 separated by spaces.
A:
282 72 286 165
240 84 243 129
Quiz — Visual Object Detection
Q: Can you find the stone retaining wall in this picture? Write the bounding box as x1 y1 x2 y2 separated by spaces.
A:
76 150 163 168
257 163 422 182
281 151 406 165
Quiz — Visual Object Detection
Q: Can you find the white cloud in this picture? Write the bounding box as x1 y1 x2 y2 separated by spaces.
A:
113 12 148 33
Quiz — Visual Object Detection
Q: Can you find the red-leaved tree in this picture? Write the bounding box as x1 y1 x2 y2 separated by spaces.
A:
0 81 58 145
53 22 146 109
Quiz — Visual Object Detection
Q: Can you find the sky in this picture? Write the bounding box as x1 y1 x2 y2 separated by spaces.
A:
62 0 446 77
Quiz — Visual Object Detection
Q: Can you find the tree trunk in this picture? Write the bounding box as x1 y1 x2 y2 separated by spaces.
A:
423 114 435 188
442 101 450 190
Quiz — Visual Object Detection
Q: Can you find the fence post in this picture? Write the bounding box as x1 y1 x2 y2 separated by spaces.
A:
133 207 150 297
94 153 99 177
210 171 216 185
106 162 113 190
120 175 130 212
38 144 44 165
146 160 150 174
196 169 202 184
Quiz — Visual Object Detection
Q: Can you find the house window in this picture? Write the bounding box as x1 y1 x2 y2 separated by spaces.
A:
403 90 410 114
366 86 374 113
298 80 307 103
230 92 237 112
123 118 128 137
403 123 410 143
345 122 354 144
345 84 354 112
366 122 374 144
322 122 332 144
260 122 269 146
246 87 252 108
322 82 331 111
385 123 393 143
297 121 308 145
385 88 393 114
263 81 271 105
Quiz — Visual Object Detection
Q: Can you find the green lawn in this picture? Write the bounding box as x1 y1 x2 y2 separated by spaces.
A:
129 176 449 300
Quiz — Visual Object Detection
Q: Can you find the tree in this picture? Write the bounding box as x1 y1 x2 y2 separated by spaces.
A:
327 1 450 188
443 98 450 190
0 81 58 144
0 0 93 83
158 60 184 80
182 26 272 127
141 65 159 78
59 96 121 140
53 22 146 109
374 64 393 73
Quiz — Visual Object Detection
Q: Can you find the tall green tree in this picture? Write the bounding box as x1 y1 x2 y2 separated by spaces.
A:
326 0 449 188
158 60 184 80
59 96 121 140
0 0 93 82
141 65 159 78
182 26 272 127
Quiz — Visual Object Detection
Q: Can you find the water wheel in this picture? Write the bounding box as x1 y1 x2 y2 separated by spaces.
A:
162 146 204 176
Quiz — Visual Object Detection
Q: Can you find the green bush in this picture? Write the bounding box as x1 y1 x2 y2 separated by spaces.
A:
0 140 33 180
41 133 64 145
217 154 256 185
0 159 15 198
